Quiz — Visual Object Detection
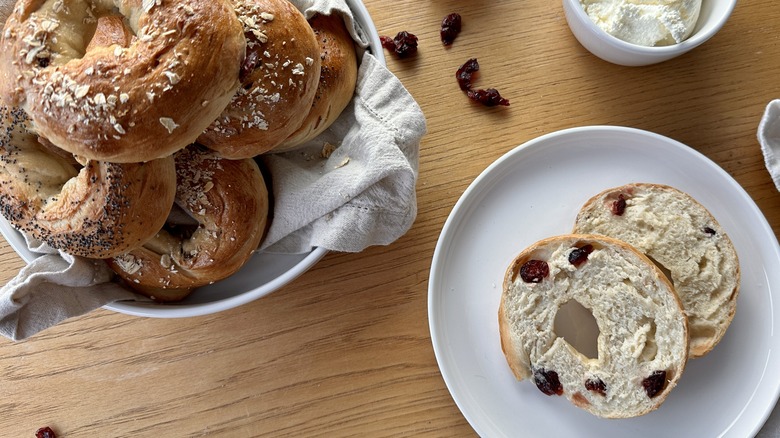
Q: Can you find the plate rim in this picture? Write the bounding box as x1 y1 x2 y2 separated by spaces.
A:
428 125 780 437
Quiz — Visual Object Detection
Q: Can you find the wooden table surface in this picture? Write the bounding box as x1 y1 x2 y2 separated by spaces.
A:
2 0 780 436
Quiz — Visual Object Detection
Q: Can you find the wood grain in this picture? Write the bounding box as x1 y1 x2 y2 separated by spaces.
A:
1 0 779 436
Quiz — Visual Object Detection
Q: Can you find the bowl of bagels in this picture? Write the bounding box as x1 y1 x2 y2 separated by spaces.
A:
0 0 381 317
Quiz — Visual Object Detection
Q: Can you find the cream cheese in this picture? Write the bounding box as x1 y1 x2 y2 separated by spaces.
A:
580 0 702 47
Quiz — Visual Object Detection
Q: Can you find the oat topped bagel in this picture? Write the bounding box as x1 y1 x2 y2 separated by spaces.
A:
107 145 269 302
275 12 358 152
198 0 322 158
0 0 246 163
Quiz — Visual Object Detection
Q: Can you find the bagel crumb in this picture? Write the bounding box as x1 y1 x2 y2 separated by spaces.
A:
321 142 336 158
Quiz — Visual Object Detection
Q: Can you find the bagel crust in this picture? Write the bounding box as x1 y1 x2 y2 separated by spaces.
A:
274 12 358 152
197 0 321 158
107 145 269 301
0 105 176 258
0 0 246 163
573 183 740 357
499 234 689 418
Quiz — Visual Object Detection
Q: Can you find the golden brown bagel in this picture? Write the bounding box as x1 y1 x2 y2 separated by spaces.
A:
274 13 358 152
107 145 269 302
0 0 246 163
197 0 321 158
0 104 176 259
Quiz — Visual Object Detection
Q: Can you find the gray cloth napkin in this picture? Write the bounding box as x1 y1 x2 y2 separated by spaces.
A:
758 99 780 192
0 1 425 341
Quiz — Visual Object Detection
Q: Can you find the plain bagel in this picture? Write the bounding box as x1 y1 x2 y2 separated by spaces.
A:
0 0 246 163
107 145 269 302
0 104 176 259
573 182 740 358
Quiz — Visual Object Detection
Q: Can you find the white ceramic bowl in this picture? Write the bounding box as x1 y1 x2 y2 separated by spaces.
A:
0 0 384 318
562 0 737 66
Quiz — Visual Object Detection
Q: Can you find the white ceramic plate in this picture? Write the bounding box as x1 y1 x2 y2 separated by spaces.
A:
428 126 780 437
0 0 384 318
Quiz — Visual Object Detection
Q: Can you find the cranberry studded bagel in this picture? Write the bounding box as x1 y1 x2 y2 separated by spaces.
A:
107 145 269 302
499 235 689 418
0 104 176 258
198 0 322 158
275 12 358 152
0 0 246 162
573 183 740 358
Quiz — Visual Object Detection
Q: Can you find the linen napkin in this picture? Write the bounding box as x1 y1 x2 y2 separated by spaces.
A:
0 0 426 341
758 99 780 192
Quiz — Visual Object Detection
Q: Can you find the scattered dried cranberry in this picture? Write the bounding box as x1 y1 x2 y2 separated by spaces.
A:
36 427 56 438
585 378 607 396
456 58 479 90
455 58 510 107
642 370 667 398
440 13 462 46
379 36 395 51
704 227 716 236
568 244 594 267
380 31 418 58
467 88 510 107
519 259 549 283
533 368 564 396
611 194 627 216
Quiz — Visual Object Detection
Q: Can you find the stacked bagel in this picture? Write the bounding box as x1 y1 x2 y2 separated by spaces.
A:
499 183 740 418
0 0 359 301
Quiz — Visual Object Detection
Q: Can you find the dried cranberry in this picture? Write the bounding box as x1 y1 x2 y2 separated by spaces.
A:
533 368 563 396
380 31 418 58
240 49 261 83
36 427 56 438
704 227 716 236
568 244 594 267
441 13 462 46
467 88 510 107
456 58 479 90
380 36 395 51
585 378 607 396
611 194 626 216
455 58 510 107
519 260 549 283
642 370 667 398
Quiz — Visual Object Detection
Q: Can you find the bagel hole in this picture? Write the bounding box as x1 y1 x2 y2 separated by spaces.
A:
164 204 200 240
554 299 600 360
83 15 136 56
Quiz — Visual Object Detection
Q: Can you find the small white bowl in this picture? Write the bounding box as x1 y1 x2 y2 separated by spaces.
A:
562 0 737 66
